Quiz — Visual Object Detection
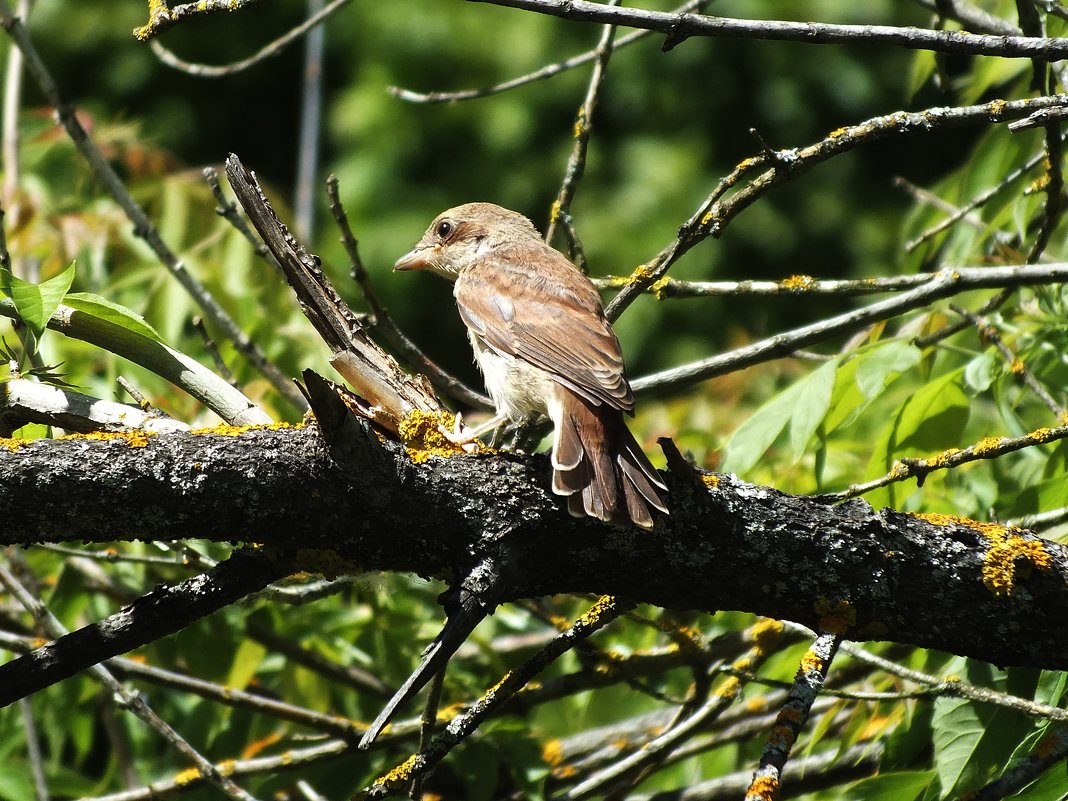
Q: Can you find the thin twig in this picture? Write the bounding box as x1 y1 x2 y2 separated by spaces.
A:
743 631 840 801
820 420 1068 502
952 305 1066 418
0 3 306 410
359 596 633 799
294 0 326 240
19 696 48 801
0 559 263 801
192 316 239 386
900 152 1043 252
605 93 1068 322
470 0 1068 59
545 2 618 244
630 263 1068 398
203 166 281 271
149 0 351 78
325 174 492 410
390 0 710 103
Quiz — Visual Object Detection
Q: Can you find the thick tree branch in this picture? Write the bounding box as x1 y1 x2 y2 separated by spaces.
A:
1 413 1066 684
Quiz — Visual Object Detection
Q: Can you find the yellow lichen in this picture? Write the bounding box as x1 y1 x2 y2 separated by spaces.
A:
1030 426 1057 444
373 753 419 787
887 461 910 480
746 774 780 800
989 99 1007 117
1010 359 1026 375
173 768 201 787
574 595 619 628
650 276 671 300
549 200 561 224
484 670 513 697
398 409 472 463
751 618 784 653
542 738 564 766
133 0 170 39
828 126 850 139
914 513 1052 596
928 448 961 467
218 759 237 775
190 421 301 436
814 598 855 635
799 650 824 674
701 473 720 489
573 110 587 139
626 265 655 285
0 437 30 452
700 210 716 226
58 430 155 447
716 675 742 699
780 274 816 291
970 436 1004 456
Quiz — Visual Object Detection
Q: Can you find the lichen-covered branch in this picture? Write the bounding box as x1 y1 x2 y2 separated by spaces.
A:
0 415 1066 678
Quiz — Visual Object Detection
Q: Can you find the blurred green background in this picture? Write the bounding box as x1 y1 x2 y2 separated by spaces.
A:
11 0 976 417
5 3 1068 797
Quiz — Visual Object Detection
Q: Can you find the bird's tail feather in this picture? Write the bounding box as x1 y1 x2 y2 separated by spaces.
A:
551 389 667 529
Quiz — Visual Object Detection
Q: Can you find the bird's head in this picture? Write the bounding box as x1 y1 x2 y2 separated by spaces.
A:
394 202 540 281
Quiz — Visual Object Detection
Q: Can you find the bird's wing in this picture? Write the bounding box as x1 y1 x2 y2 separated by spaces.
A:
454 243 633 411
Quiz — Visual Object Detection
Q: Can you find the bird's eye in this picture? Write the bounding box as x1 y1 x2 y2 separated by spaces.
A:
436 220 453 239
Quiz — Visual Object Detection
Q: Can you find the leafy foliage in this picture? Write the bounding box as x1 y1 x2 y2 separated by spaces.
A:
1 0 1068 799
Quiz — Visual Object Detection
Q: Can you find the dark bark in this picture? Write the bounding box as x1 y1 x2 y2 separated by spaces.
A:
2 399 1067 676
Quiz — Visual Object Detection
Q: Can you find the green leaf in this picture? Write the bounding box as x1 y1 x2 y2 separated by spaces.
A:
894 369 970 452
62 291 164 343
0 764 34 801
226 637 267 693
789 358 838 460
931 659 1039 799
842 770 936 801
964 350 998 394
0 261 76 348
826 340 920 432
1008 763 1068 801
722 360 838 474
855 340 922 400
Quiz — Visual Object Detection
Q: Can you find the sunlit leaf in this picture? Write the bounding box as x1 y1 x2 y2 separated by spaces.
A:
0 261 76 348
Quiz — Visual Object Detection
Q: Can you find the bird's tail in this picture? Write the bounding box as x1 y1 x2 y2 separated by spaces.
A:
550 389 668 529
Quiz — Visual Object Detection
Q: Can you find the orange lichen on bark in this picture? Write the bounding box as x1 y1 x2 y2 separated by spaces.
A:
397 409 471 463
751 618 784 653
780 274 815 291
814 598 855 635
574 595 619 628
0 437 31 452
190 421 301 436
626 265 655 285
58 430 155 447
746 774 780 800
913 513 1052 596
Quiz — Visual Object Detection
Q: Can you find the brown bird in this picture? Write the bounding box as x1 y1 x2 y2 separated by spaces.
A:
394 202 668 528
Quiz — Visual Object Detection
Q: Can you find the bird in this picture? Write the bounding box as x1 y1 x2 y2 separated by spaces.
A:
394 202 668 529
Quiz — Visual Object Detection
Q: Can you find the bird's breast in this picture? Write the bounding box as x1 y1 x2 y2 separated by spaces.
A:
468 330 556 422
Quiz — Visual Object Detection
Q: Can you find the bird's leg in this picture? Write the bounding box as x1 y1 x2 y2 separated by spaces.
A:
437 412 505 452
511 414 549 452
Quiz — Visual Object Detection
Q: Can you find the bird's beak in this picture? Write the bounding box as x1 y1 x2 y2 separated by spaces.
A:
393 246 432 272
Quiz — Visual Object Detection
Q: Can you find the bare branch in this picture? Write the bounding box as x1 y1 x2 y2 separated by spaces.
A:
469 0 1068 59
